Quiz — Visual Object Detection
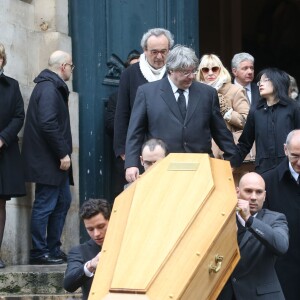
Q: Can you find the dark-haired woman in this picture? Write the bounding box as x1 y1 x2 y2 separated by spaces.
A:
234 67 300 174
0 43 26 268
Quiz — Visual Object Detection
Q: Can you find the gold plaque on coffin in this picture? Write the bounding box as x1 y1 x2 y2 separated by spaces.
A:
89 153 240 300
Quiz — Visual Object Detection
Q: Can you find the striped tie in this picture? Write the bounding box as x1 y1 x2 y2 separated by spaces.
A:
244 87 250 104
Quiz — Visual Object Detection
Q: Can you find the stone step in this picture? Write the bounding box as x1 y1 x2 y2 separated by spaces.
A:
0 264 82 299
0 295 81 299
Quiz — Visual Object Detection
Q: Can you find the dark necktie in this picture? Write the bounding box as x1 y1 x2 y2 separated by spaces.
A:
177 89 187 119
244 87 250 104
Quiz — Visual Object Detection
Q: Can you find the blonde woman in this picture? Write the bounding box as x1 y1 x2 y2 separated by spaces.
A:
197 54 250 159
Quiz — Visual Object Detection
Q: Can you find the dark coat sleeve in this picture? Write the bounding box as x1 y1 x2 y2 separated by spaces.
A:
234 110 256 166
37 83 71 159
124 85 148 168
63 245 90 293
114 64 148 158
248 211 289 256
0 79 24 146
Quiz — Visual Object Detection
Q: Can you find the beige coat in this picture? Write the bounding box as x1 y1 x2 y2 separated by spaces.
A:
212 82 253 159
218 82 249 131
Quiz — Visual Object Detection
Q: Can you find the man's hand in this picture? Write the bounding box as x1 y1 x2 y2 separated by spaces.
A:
87 253 101 273
0 139 3 148
125 167 139 183
60 155 71 171
237 199 251 221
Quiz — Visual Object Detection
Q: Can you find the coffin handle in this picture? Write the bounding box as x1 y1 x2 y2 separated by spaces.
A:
209 254 224 273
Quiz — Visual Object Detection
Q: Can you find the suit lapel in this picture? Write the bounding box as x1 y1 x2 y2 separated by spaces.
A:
239 229 252 250
239 210 264 250
160 78 185 123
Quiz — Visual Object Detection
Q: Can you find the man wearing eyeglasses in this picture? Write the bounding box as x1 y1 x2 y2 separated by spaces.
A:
22 50 74 265
125 45 238 183
262 129 300 300
114 28 174 167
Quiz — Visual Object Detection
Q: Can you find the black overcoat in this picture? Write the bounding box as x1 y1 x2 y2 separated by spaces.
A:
262 158 300 300
22 69 73 186
0 73 25 197
113 62 149 157
235 98 300 173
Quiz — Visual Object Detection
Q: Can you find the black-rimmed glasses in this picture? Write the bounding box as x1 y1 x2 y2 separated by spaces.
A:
64 63 75 71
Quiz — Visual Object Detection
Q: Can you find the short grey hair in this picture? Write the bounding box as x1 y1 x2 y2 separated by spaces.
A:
166 45 199 72
140 28 174 50
286 129 300 146
48 50 70 69
231 52 254 69
0 43 7 67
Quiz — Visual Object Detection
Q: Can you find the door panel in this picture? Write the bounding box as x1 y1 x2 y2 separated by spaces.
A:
69 0 199 209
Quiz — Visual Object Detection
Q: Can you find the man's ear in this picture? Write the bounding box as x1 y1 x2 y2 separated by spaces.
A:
140 156 144 166
232 68 237 77
236 187 240 196
284 144 288 156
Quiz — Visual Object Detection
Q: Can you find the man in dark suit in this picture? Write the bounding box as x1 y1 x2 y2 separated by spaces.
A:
262 129 300 300
218 172 289 300
64 199 111 300
231 52 260 108
125 45 238 182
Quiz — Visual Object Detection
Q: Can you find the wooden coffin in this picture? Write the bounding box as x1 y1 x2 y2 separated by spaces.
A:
89 153 240 300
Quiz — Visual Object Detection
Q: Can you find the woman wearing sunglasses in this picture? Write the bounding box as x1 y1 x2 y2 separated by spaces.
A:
196 54 249 161
234 68 300 174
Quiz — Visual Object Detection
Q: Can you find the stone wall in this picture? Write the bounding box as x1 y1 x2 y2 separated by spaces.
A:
0 0 80 265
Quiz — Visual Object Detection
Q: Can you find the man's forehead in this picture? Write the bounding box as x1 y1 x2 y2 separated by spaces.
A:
146 35 168 46
84 212 106 223
238 60 254 67
288 134 300 148
239 175 265 190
